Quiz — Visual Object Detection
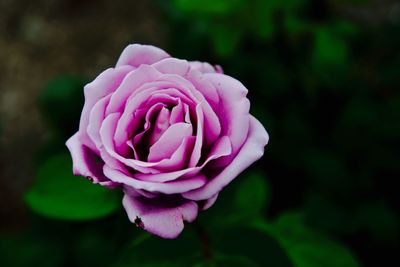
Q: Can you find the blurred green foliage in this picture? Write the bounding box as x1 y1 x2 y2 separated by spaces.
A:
1 0 398 266
25 153 121 220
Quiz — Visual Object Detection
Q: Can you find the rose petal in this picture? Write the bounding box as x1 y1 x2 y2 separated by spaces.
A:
152 136 196 173
185 67 220 110
156 74 221 145
135 135 232 182
100 113 160 173
153 58 190 76
146 107 171 147
87 95 111 149
148 123 193 162
66 133 118 188
169 99 184 124
104 165 207 194
123 193 198 239
203 73 251 167
182 116 269 201
189 61 223 74
114 85 195 151
106 65 162 115
116 44 170 67
80 66 134 130
202 194 218 210
189 104 204 167
79 66 133 150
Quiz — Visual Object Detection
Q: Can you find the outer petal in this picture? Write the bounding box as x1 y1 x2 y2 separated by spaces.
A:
66 133 118 188
202 194 219 210
189 61 223 74
203 73 251 166
104 165 207 194
182 116 269 201
116 44 170 67
80 66 133 133
123 194 198 239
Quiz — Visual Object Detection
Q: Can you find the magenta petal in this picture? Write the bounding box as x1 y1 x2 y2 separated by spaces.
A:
66 133 117 188
182 116 269 201
116 44 170 67
123 194 198 239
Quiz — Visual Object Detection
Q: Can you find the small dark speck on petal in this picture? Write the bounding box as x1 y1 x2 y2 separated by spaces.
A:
134 216 144 229
86 176 94 182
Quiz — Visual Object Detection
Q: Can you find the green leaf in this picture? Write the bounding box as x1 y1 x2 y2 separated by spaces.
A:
235 170 270 217
25 153 120 220
254 212 360 267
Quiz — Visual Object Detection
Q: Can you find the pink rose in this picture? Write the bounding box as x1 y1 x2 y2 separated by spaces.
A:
66 44 269 238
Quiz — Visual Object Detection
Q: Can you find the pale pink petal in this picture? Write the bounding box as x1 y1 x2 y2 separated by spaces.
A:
116 44 170 67
182 116 269 201
189 61 223 74
185 67 220 110
123 193 198 239
148 123 193 162
87 95 111 148
106 65 162 115
80 66 133 133
146 107 171 147
152 136 196 173
153 58 190 76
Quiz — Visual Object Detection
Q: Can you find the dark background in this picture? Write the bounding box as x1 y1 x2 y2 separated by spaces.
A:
0 0 399 266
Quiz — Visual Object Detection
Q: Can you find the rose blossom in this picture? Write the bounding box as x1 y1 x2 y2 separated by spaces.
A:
66 44 269 238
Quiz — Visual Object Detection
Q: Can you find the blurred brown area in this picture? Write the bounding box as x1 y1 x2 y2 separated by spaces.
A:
0 0 166 231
